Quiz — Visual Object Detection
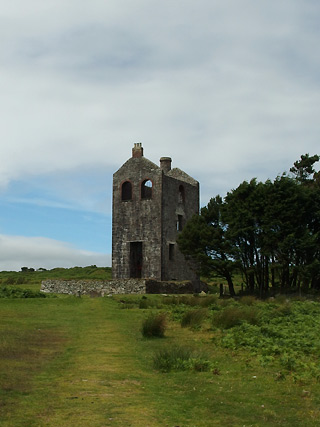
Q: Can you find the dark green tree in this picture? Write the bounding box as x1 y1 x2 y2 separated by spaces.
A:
179 154 320 295
222 179 267 294
262 176 315 290
290 153 319 184
177 196 237 296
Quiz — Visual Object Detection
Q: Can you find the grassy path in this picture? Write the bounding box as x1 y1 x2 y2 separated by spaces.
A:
1 297 320 426
1 297 162 426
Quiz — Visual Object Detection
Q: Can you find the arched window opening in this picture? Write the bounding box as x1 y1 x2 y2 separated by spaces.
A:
121 181 132 201
178 185 185 203
141 179 153 199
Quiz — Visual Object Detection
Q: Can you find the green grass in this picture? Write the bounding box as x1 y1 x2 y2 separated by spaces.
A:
1 294 320 425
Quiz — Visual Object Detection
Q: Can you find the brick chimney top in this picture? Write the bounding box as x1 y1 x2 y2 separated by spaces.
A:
160 157 172 172
132 143 143 158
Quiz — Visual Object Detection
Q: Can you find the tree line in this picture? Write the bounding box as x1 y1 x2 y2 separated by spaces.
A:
178 154 320 296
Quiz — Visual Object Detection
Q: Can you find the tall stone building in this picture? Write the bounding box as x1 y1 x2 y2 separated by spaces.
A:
112 143 199 283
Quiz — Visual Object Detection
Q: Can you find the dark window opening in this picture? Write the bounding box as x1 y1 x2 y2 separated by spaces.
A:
141 179 153 199
130 242 142 278
177 215 183 231
121 181 132 201
178 185 185 203
169 244 175 261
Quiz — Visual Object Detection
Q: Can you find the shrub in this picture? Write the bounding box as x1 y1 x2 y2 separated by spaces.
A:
16 277 27 285
213 306 259 329
181 309 207 329
239 295 257 306
0 286 47 298
5 277 16 285
141 313 167 338
153 345 214 372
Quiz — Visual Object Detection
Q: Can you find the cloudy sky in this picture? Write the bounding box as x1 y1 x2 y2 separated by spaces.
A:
1 0 319 271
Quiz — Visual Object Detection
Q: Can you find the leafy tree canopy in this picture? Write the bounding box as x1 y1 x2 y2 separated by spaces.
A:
178 154 320 295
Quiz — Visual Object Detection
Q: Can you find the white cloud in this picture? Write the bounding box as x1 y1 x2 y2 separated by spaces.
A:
0 234 110 271
0 0 319 262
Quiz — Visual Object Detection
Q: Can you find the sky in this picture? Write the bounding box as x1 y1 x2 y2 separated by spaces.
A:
1 0 319 271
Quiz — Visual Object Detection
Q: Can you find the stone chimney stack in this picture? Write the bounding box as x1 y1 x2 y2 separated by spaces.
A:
160 157 172 172
132 142 143 158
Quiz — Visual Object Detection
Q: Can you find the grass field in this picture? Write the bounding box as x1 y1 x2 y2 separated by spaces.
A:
1 286 320 426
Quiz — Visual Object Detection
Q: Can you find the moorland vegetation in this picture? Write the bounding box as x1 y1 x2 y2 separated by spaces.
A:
1 282 320 425
1 154 320 425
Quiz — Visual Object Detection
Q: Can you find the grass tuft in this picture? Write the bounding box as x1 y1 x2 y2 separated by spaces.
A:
141 313 167 338
213 306 259 329
152 345 214 372
181 308 207 329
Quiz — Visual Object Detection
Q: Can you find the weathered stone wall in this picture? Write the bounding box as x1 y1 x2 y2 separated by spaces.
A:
161 173 199 282
112 155 163 280
41 279 147 296
41 279 208 296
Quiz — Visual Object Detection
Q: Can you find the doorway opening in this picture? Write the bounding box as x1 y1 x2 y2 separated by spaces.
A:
130 242 143 278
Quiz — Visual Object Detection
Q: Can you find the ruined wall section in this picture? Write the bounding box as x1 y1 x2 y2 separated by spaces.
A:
161 169 200 282
112 156 163 280
41 279 208 295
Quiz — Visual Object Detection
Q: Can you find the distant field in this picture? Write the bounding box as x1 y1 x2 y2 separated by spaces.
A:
0 265 112 292
1 284 320 426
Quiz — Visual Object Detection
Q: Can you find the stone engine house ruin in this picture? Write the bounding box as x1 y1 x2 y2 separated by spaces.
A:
112 143 199 283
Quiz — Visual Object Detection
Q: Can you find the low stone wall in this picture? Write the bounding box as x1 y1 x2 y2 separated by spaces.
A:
40 279 147 296
41 279 208 296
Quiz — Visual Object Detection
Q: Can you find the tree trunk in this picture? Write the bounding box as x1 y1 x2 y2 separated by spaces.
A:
225 272 236 297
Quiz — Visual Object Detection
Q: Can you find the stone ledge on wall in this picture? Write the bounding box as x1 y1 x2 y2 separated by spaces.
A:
41 279 208 296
